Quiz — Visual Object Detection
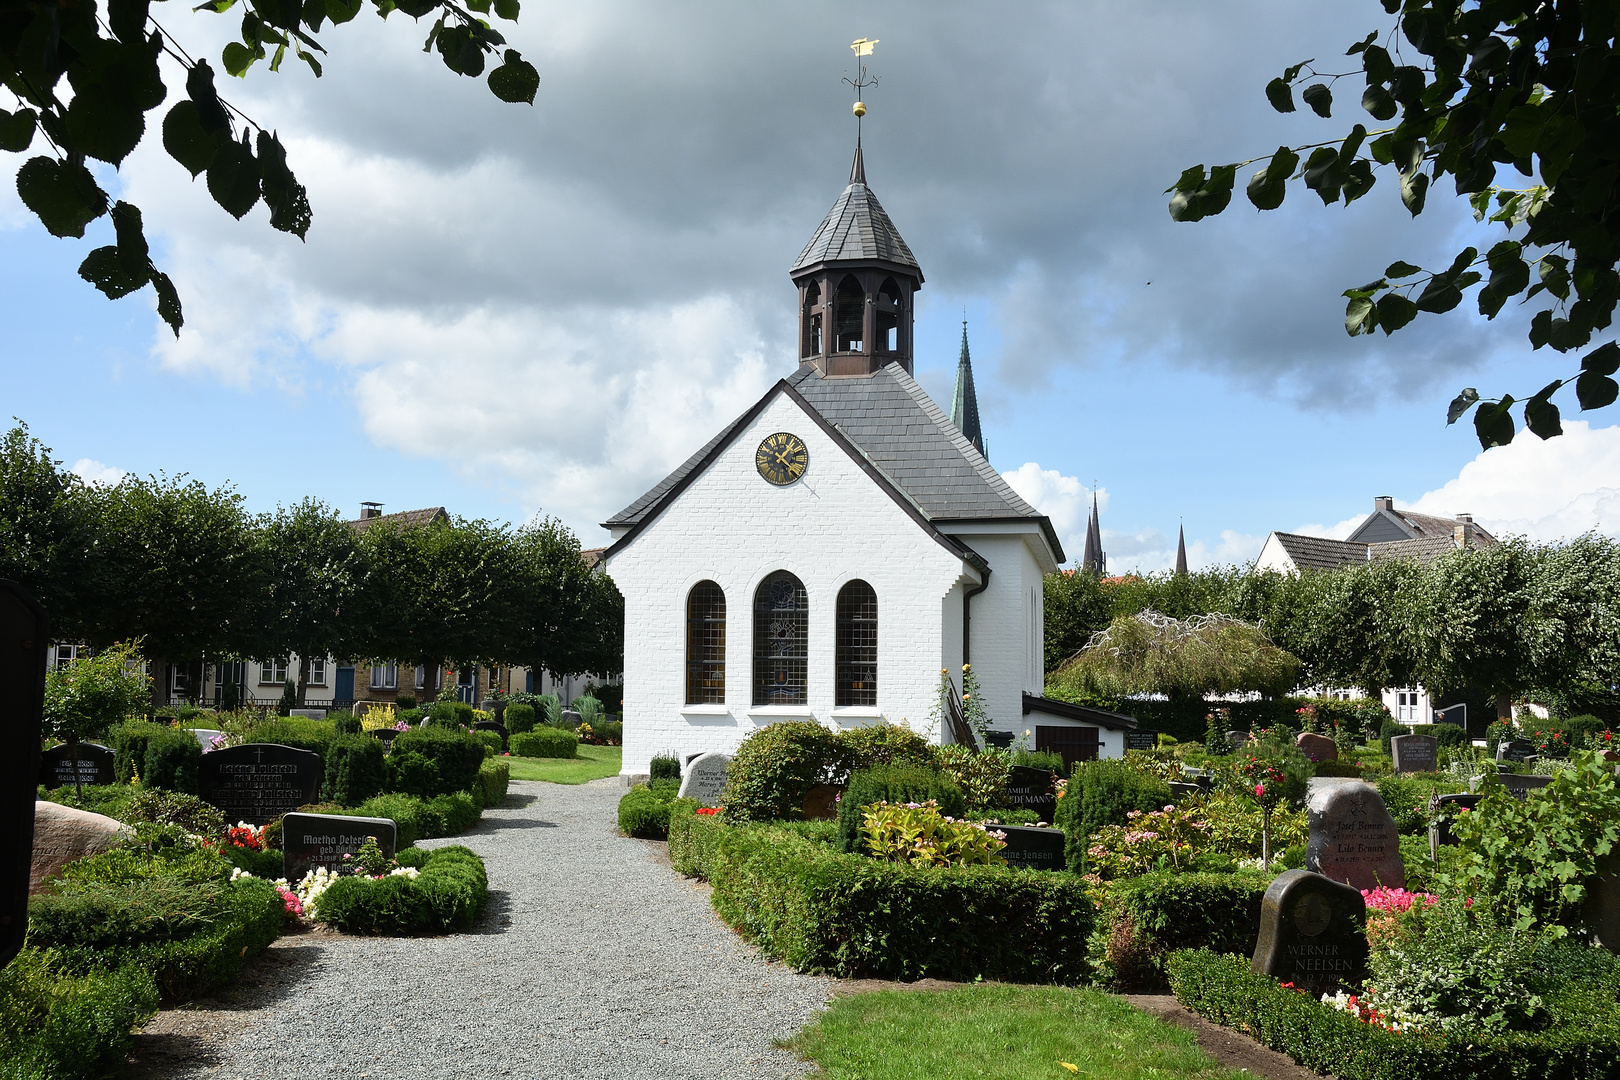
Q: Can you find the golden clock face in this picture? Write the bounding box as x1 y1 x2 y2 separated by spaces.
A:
756 432 809 486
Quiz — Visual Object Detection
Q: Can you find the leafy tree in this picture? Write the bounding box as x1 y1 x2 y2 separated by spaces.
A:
501 518 622 681
0 421 93 630
1271 559 1421 695
1048 610 1303 701
1 0 540 331
250 497 358 705
1170 1 1620 446
1043 569 1112 673
42 640 148 796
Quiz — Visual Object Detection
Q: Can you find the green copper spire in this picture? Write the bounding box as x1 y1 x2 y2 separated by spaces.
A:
951 320 985 458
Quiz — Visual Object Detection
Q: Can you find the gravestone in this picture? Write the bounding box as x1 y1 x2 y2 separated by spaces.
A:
1585 854 1620 954
1305 780 1405 892
677 751 731 807
1004 766 1058 823
1496 739 1535 763
473 721 509 753
198 743 323 825
38 743 115 788
185 728 219 750
289 708 326 720
1499 773 1554 796
1428 793 1482 857
1226 730 1252 748
561 708 583 728
802 784 842 820
1391 733 1439 774
983 731 1014 749
1251 869 1369 994
996 825 1066 871
1 580 48 968
1125 729 1159 752
281 812 397 882
1169 781 1204 801
371 728 398 747
31 802 128 895
1295 732 1338 763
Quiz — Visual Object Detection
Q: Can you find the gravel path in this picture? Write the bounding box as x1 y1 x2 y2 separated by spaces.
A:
129 779 832 1080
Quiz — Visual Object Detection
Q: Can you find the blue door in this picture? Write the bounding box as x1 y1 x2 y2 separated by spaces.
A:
335 666 355 706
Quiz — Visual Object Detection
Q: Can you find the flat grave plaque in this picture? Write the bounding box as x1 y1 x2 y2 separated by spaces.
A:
281 812 397 882
1004 766 1057 822
38 742 115 788
199 743 322 825
186 728 221 750
1391 733 1439 774
1 581 47 969
997 825 1066 872
677 751 731 807
371 728 398 747
473 721 509 753
1305 780 1404 892
1251 869 1368 995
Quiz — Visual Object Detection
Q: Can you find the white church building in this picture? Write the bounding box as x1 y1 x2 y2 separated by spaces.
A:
601 143 1134 776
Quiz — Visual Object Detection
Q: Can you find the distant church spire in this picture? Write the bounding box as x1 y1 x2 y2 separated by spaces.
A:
1082 491 1105 575
951 320 986 458
1175 522 1188 576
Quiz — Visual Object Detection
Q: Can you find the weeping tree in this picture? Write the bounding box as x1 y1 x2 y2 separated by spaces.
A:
1050 610 1303 701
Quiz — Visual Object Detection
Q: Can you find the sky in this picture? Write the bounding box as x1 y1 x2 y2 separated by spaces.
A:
3 2 1617 571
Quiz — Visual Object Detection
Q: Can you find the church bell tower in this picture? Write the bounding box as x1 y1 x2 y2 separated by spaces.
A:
790 40 923 378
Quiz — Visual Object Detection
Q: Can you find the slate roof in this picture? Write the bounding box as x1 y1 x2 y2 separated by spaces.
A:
348 507 449 532
1370 536 1473 564
1268 532 1370 572
1347 506 1498 546
790 181 921 278
603 362 1063 563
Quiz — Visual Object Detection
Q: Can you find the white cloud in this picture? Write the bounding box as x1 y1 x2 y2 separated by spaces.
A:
1291 514 1364 541
1000 463 1106 564
71 459 126 486
1403 420 1620 542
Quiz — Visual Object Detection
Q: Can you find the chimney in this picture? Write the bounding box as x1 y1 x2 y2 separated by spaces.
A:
361 501 383 520
1375 496 1394 512
1454 513 1472 548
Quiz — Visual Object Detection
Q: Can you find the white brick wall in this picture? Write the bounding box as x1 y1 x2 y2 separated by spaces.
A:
604 389 1052 776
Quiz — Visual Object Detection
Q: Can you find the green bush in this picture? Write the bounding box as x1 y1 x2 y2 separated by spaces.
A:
840 722 935 771
1380 719 1413 754
721 719 847 823
143 729 202 794
233 716 336 755
1376 774 1453 835
619 780 682 839
398 708 426 725
510 727 578 759
1012 749 1068 775
649 753 681 783
112 721 171 783
324 734 386 807
1167 948 1620 1080
668 803 1093 983
503 702 537 734
126 789 225 835
1056 759 1173 872
0 949 159 1080
836 764 966 853
387 726 486 797
1432 722 1470 748
1091 871 1268 991
341 791 482 847
1312 758 1364 778
595 719 623 744
428 700 475 728
330 711 362 735
314 845 488 934
395 694 418 711
36 783 138 822
471 729 502 757
475 758 509 808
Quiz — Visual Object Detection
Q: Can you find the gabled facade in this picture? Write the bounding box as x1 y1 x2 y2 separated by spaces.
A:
1254 496 1498 575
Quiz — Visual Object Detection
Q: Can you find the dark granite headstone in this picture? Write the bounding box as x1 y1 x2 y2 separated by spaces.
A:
1251 869 1368 994
1295 732 1338 763
1004 766 1057 822
281 812 397 882
371 728 398 747
677 751 731 807
1125 729 1159 752
996 825 1066 871
198 743 322 825
1497 739 1536 763
1 581 47 970
1585 854 1620 954
983 730 1014 749
473 721 509 753
1305 780 1404 891
1169 781 1204 801
1226 730 1252 748
1391 733 1439 774
802 784 842 820
1427 792 1481 857
1499 773 1553 796
38 743 115 788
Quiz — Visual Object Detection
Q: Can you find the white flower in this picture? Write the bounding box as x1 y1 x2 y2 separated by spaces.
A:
388 866 421 879
229 866 255 882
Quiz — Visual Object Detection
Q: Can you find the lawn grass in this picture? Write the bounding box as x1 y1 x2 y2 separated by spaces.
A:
784 984 1244 1080
506 744 621 784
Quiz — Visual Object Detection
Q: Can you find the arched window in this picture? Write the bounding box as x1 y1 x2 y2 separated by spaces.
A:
753 571 808 706
836 580 877 706
686 581 726 705
801 280 822 357
834 274 865 352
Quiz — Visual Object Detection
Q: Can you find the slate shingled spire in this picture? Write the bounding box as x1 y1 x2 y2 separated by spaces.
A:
1082 492 1105 575
951 321 986 458
1175 522 1188 576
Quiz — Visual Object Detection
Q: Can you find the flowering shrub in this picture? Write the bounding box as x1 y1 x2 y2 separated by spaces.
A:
935 744 1011 813
1529 728 1570 758
226 822 265 851
1086 804 1211 880
1321 988 1419 1033
1362 886 1439 915
695 807 721 816
360 704 397 731
861 801 1007 867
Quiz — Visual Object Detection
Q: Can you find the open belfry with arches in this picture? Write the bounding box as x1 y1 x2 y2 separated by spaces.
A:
600 43 1133 775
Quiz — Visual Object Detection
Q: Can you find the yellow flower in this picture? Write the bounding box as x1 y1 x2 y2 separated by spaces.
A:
1060 1065 1079 1074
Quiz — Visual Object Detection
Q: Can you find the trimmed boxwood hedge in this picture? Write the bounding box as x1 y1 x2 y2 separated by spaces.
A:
836 764 967 853
503 702 537 734
0 949 159 1080
387 726 486 797
618 780 681 839
317 791 482 848
142 728 203 794
1055 759 1173 872
1091 871 1268 991
324 734 387 807
666 802 1092 983
475 758 509 808
112 721 170 783
1167 948 1620 1080
314 845 488 935
510 727 578 759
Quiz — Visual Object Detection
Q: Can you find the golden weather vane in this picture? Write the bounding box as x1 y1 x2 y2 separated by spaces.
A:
845 38 879 123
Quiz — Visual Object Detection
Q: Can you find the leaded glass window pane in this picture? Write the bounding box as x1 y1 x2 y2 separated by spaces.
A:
835 580 877 706
686 580 726 705
753 571 808 706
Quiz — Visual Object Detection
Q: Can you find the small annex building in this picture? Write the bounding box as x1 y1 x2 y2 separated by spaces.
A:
601 145 1133 776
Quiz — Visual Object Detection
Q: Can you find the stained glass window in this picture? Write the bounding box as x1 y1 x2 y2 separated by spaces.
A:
835 580 877 706
686 580 726 705
753 571 808 706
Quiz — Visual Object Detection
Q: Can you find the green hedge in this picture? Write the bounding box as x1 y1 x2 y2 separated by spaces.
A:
667 803 1092 983
324 734 386 807
1167 948 1620 1080
618 781 681 839
475 758 509 809
314 845 488 934
143 729 202 794
0 949 159 1080
387 726 486 797
649 754 682 782
112 721 171 783
428 700 475 728
721 719 845 823
339 791 482 847
510 727 578 759
237 717 336 755
503 703 536 734
1056 759 1173 872
836 764 966 853
1092 872 1268 991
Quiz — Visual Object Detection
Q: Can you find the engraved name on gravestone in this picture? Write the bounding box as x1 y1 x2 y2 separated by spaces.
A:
677 751 731 807
1497 739 1536 763
198 744 322 825
38 742 115 788
1251 869 1369 994
281 812 397 882
1305 781 1405 892
1125 730 1159 752
1004 766 1057 822
1 580 48 969
997 825 1066 871
1295 732 1339 763
1391 733 1439 774
474 721 509 753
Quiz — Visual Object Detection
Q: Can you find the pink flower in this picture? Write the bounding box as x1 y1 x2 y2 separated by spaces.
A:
1255 783 1265 797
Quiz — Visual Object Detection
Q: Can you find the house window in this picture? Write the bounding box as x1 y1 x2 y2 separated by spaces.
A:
415 664 442 691
835 580 877 707
686 580 726 704
51 644 81 669
370 663 398 690
307 658 327 686
1397 690 1422 723
753 571 808 706
261 659 288 685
